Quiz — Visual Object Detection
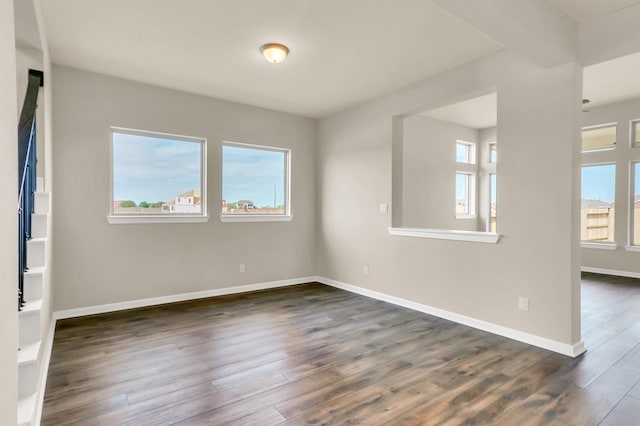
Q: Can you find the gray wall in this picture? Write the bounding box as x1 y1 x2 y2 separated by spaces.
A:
400 115 479 231
1 0 19 422
581 99 640 275
318 50 583 346
52 66 317 311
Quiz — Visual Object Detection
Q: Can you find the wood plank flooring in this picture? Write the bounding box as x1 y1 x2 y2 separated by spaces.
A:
42 273 640 425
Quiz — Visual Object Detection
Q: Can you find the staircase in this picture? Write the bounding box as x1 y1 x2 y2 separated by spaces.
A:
18 178 50 426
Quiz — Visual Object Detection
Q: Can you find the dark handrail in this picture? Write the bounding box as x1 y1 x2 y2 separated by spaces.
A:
18 69 43 310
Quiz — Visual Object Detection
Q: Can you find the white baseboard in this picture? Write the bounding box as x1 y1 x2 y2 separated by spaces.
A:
53 276 317 320
316 276 586 358
581 266 640 279
37 274 585 422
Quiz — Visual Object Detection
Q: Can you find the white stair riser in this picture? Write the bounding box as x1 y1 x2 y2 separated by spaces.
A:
19 189 49 426
24 271 43 301
18 311 40 348
17 394 36 426
18 363 38 399
27 239 45 268
31 214 48 238
34 192 50 215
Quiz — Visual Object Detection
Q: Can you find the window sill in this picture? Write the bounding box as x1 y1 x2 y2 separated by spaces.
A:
220 214 293 223
580 242 617 250
624 245 640 252
388 227 500 244
107 215 209 224
455 214 477 219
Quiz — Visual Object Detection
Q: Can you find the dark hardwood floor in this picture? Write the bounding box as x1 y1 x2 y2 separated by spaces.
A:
42 273 640 425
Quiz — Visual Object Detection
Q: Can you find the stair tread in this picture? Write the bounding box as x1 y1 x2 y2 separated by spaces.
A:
19 299 42 314
28 237 47 243
17 393 36 426
18 341 40 365
24 266 45 276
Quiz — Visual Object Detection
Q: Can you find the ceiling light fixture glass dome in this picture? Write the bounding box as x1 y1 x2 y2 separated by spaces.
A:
260 43 289 63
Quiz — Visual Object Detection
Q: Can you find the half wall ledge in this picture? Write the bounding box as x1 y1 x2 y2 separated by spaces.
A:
388 227 501 244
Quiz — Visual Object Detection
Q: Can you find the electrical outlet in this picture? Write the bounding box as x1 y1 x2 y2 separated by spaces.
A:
379 203 388 213
518 297 529 311
239 264 245 273
363 266 369 276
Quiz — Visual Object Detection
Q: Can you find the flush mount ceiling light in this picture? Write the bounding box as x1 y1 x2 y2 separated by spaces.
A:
260 43 289 64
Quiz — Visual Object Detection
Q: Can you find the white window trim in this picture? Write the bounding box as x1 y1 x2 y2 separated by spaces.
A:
220 214 293 223
107 215 209 224
455 171 476 218
221 141 292 222
388 227 500 244
581 242 617 250
488 172 497 232
630 160 640 247
456 140 476 164
109 127 208 224
488 142 497 163
581 122 617 153
580 162 616 244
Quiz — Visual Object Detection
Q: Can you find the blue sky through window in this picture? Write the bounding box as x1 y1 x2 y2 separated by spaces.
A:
222 145 285 208
582 164 615 203
490 173 497 205
635 162 640 197
112 132 202 203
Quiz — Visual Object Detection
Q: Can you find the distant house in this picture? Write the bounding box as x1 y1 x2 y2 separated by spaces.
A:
162 190 201 213
113 200 123 208
234 200 254 212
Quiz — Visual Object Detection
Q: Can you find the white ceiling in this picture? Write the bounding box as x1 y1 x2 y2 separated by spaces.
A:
419 93 497 130
416 51 640 128
41 0 502 118
583 52 640 109
41 1 640 119
547 0 639 23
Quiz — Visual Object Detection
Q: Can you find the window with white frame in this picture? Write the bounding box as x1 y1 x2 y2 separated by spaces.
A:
632 162 640 246
489 142 497 163
456 172 475 216
109 128 207 223
221 142 290 221
456 141 476 164
489 173 497 232
582 123 616 152
581 164 616 243
456 140 476 217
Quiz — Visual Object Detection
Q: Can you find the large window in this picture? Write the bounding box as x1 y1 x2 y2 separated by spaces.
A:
489 142 497 163
109 128 206 222
456 141 476 217
456 141 476 164
633 162 640 246
456 172 475 216
222 142 290 220
582 124 616 152
581 164 616 243
489 173 497 232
